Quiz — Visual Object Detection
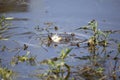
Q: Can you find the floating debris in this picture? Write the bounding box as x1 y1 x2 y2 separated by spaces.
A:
54 26 58 31
51 34 62 43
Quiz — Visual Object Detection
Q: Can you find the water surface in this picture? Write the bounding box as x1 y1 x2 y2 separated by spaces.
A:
0 0 120 80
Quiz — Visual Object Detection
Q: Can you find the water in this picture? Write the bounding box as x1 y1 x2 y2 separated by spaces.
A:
0 0 120 80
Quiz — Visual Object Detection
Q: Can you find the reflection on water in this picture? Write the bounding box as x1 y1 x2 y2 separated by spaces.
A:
5 17 28 21
0 0 30 13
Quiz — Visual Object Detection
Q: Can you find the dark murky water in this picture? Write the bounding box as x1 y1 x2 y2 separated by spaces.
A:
0 0 120 80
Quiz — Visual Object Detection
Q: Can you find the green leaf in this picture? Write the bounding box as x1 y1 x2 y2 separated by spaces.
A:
60 48 72 59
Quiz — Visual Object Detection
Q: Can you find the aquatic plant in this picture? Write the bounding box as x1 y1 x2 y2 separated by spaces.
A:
10 51 36 66
35 48 72 80
76 20 110 47
0 67 15 80
0 17 120 80
75 20 120 80
74 66 105 80
0 15 21 41
0 16 9 40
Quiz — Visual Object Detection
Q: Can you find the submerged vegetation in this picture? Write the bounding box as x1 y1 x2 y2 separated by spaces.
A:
0 16 120 80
